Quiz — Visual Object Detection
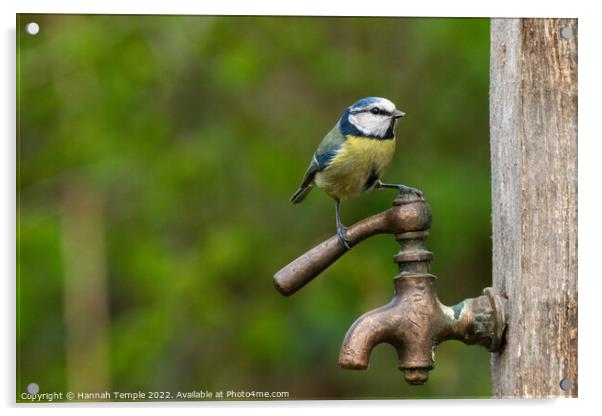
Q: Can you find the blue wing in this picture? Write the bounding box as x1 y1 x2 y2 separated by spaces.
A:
290 121 346 203
302 123 346 184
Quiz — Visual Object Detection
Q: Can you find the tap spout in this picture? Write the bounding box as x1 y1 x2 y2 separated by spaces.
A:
338 298 404 370
339 273 440 384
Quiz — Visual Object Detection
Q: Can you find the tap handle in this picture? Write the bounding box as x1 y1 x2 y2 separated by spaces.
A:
273 194 431 296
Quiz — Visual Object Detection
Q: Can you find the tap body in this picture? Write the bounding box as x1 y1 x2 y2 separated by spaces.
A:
339 272 504 384
274 193 505 385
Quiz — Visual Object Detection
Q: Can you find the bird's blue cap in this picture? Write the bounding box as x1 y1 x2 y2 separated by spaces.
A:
349 97 381 110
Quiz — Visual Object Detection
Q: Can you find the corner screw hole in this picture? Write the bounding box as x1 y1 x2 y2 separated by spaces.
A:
26 22 40 36
27 382 39 394
559 378 572 391
560 26 573 39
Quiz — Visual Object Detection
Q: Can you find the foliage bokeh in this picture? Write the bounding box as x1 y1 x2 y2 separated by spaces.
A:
17 15 492 400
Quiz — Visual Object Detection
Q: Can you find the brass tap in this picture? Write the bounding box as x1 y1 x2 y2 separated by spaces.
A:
274 193 505 385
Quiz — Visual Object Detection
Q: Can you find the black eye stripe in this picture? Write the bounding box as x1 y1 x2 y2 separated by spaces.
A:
351 108 391 116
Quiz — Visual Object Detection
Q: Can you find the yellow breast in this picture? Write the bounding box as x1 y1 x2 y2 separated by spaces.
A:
314 135 396 200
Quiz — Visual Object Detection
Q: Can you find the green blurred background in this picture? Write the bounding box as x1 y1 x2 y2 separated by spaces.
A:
17 15 492 400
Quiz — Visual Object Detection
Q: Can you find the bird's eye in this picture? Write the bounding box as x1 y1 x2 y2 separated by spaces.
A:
370 107 380 115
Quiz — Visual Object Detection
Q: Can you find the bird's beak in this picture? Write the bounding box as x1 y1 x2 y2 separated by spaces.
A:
393 110 405 119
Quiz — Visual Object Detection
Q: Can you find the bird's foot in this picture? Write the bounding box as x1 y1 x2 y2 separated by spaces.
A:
396 184 424 198
336 224 352 251
376 181 424 199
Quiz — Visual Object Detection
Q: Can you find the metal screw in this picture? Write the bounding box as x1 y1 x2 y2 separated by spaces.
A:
27 383 39 394
560 26 573 39
559 378 572 391
25 22 40 36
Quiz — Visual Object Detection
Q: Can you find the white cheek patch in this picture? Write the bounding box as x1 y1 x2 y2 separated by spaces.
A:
348 112 390 137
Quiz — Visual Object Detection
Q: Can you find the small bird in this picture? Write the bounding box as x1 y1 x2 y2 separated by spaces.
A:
290 97 423 250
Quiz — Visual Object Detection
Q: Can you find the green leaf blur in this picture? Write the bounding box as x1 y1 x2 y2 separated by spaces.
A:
17 15 492 400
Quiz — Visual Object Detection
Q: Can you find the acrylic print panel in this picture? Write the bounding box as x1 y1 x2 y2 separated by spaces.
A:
17 14 492 402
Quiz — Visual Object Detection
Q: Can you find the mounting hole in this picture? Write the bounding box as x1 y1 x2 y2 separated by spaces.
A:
560 26 573 39
559 378 573 391
26 22 40 35
27 382 39 394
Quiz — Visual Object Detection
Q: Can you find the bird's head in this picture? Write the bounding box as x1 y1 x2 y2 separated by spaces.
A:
340 97 405 139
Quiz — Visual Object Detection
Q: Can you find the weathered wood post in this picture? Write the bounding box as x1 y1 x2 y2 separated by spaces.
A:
490 18 578 398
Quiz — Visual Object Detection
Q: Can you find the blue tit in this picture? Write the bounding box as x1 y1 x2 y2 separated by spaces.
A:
290 97 423 250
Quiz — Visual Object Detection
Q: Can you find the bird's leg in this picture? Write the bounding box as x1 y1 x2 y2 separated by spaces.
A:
335 199 351 251
374 179 424 198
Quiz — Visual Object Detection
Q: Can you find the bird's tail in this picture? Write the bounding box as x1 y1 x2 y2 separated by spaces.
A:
290 185 312 204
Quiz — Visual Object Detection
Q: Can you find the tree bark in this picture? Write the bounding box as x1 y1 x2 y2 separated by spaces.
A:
490 18 578 398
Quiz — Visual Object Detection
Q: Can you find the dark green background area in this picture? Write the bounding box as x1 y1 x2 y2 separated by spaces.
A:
17 15 491 400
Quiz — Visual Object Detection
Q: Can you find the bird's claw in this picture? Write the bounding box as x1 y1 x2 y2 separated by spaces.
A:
398 185 424 199
336 225 352 251
375 180 424 199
